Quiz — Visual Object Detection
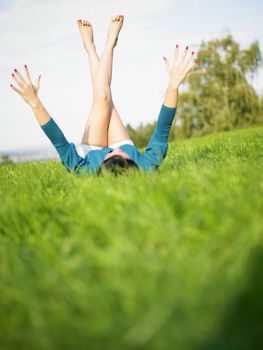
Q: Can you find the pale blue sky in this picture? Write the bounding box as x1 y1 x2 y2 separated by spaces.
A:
1 0 263 151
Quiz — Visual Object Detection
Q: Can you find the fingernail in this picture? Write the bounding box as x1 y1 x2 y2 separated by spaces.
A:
10 84 13 87
195 60 198 64
163 56 166 60
14 69 17 72
176 44 179 48
12 73 15 77
24 64 27 68
192 51 195 55
186 46 189 50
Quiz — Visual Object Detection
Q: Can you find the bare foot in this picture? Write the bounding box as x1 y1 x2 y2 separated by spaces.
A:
107 15 124 48
77 19 95 52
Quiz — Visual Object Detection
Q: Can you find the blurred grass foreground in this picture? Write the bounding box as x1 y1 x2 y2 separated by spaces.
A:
0 126 263 350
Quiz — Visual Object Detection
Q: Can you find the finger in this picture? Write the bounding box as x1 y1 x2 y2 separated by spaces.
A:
24 64 33 84
10 83 22 94
13 68 27 86
163 56 170 73
183 50 195 70
184 59 198 75
11 72 24 88
36 75 41 90
180 45 189 63
174 44 179 61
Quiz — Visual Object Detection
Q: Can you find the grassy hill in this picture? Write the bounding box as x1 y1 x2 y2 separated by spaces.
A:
0 126 263 350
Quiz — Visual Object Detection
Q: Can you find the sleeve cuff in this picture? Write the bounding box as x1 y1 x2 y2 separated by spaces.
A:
161 104 177 112
41 118 54 130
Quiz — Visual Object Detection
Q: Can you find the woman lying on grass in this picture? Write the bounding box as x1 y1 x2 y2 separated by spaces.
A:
10 15 197 175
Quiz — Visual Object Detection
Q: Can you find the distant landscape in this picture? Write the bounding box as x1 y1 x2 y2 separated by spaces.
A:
0 145 58 162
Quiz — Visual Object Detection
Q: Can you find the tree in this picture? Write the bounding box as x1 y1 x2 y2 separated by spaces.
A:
174 35 263 138
126 122 156 148
0 154 13 165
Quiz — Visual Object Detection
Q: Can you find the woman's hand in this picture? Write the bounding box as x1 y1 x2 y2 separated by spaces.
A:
163 45 197 90
10 65 41 108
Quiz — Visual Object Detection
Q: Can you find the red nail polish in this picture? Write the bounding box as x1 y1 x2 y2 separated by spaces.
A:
14 69 17 72
195 60 198 64
12 73 14 77
24 64 27 68
186 46 189 50
176 44 179 48
192 51 195 55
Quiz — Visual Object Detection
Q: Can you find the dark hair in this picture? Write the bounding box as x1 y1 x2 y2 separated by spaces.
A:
99 155 138 175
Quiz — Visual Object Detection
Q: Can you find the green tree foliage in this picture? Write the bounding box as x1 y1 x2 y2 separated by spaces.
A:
126 122 156 148
128 35 263 146
175 35 263 138
0 154 13 165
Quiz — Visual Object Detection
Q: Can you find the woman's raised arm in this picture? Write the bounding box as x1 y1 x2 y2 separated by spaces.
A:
139 45 198 170
163 44 197 108
10 65 83 173
10 65 51 126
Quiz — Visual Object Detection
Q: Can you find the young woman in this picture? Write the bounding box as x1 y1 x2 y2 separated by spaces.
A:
10 15 197 175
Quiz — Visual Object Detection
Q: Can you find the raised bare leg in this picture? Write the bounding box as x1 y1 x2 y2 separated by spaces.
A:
77 17 131 146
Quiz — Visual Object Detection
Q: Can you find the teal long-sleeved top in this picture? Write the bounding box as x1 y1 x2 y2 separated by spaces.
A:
41 104 177 174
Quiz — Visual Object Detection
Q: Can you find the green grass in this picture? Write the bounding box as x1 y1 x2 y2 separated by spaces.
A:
0 126 263 350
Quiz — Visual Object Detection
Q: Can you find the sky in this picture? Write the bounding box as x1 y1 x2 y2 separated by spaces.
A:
1 0 263 151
